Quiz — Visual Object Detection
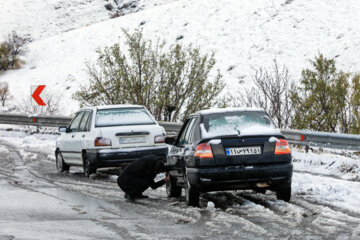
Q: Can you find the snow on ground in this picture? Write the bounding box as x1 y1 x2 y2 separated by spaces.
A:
1 0 360 115
292 172 360 213
2 129 360 238
0 128 57 158
293 147 360 181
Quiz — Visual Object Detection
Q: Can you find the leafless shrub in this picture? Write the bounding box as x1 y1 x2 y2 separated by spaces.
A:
17 93 63 116
108 0 138 18
233 59 295 128
0 82 11 106
105 3 113 11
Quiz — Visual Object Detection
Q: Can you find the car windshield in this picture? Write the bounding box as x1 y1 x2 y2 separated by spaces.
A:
95 108 156 127
201 111 276 137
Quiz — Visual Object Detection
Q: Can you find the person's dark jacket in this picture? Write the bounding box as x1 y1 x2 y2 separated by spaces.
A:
117 156 166 195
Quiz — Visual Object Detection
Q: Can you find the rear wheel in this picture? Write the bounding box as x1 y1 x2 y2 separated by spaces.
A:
83 153 96 178
275 182 291 202
56 151 69 173
255 188 267 194
166 175 182 198
184 172 200 207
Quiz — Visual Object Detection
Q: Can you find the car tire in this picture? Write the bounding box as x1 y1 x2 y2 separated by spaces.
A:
256 188 267 194
275 182 291 202
184 172 200 207
166 175 182 198
83 153 96 178
56 151 69 173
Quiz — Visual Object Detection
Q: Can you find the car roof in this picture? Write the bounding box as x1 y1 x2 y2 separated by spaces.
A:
79 104 144 111
190 107 266 117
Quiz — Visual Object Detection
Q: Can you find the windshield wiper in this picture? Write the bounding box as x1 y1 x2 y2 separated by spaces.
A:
234 127 241 135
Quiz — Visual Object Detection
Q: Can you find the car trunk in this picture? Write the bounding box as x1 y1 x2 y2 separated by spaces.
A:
98 124 164 149
209 135 283 166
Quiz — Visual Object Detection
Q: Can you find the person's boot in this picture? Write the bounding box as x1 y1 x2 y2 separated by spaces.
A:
134 193 149 199
124 193 135 202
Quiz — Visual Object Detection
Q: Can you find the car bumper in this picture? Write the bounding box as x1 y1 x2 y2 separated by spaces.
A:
186 163 293 192
87 145 168 168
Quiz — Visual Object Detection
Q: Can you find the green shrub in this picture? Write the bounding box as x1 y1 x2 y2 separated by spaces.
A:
291 53 360 133
74 29 226 121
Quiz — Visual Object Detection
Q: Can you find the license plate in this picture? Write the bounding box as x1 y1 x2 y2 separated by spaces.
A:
226 146 261 156
119 136 146 144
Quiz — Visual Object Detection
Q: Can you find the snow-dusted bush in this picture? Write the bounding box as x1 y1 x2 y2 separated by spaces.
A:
0 32 30 71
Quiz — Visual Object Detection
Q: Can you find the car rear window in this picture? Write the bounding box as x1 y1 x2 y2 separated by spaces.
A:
202 111 275 136
95 108 156 127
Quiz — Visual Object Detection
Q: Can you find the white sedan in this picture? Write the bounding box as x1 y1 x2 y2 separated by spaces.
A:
55 104 168 177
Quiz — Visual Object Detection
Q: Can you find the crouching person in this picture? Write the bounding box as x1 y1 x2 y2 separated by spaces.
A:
117 155 169 201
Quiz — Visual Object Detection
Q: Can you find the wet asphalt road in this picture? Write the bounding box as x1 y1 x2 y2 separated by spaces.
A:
1 139 360 240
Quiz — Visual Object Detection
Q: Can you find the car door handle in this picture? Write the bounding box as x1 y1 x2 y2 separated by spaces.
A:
71 135 75 138
82 135 85 138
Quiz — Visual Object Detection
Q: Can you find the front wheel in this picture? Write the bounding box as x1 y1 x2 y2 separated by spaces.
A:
56 151 69 173
83 154 96 178
184 172 200 207
275 182 291 202
166 175 182 198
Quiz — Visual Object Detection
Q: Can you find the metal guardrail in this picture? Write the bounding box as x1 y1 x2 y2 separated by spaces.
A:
0 113 183 134
0 113 359 151
281 129 360 151
0 113 72 127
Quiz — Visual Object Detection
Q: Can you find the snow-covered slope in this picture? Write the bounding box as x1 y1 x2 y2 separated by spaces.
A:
0 0 178 41
1 0 360 115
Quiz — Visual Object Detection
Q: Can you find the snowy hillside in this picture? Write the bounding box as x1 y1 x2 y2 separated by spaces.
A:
1 0 360 115
0 0 178 41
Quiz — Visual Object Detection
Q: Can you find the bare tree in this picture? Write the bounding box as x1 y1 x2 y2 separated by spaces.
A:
234 59 295 128
17 93 63 115
0 82 10 106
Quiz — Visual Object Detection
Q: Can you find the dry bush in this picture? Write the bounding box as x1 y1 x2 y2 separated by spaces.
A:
233 59 295 129
0 31 30 71
0 82 11 106
17 93 63 116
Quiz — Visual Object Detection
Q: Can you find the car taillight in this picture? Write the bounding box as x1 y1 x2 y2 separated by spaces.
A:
194 143 213 159
154 134 165 143
274 139 291 154
94 137 112 147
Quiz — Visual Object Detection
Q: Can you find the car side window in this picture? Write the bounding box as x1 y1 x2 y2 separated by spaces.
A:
184 118 197 144
69 111 85 132
78 111 91 132
177 119 191 146
84 111 93 132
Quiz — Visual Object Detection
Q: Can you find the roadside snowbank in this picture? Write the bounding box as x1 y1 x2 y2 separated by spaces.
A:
292 148 360 181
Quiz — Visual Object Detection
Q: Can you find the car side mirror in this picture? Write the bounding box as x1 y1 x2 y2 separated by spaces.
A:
59 126 68 133
165 136 176 145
